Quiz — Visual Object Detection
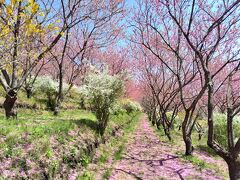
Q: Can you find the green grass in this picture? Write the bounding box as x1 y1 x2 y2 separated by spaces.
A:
77 171 94 180
0 109 95 134
179 153 208 171
102 169 112 179
196 144 218 157
99 151 109 164
0 110 97 169
0 109 96 158
0 108 142 179
179 152 228 178
0 86 81 111
114 144 124 160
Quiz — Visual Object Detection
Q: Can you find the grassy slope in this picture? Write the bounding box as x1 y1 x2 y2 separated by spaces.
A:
0 109 141 179
0 87 80 110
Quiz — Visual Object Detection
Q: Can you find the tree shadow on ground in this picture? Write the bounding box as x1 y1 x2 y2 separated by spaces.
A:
124 154 179 165
196 145 218 157
114 168 143 180
71 118 98 133
121 154 192 179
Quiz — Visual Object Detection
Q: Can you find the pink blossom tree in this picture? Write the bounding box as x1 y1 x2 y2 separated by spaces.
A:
131 0 240 160
45 0 125 115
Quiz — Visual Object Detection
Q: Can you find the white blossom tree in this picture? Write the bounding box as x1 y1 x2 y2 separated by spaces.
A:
80 71 123 136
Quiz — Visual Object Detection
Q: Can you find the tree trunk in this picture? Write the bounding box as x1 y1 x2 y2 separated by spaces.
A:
98 115 109 136
54 94 64 115
152 109 156 126
47 94 56 111
152 119 155 126
227 159 240 180
80 98 85 109
96 108 109 136
164 128 172 141
3 90 17 119
184 136 193 155
156 119 161 129
207 74 215 147
25 87 32 99
54 105 60 116
162 114 172 141
178 125 182 131
182 111 193 155
54 63 64 116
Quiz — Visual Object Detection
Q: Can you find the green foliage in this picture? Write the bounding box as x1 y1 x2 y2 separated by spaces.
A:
120 99 142 114
67 85 81 99
114 144 124 160
102 169 112 179
46 148 54 158
80 154 90 167
98 153 108 164
213 113 240 149
111 99 142 115
111 102 127 115
166 111 181 126
48 160 60 179
4 146 13 158
77 171 94 180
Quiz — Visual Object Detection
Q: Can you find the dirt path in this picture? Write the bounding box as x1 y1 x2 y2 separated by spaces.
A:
109 118 223 180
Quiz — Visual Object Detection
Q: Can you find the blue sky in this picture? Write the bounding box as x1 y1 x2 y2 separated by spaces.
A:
126 0 137 8
115 0 137 47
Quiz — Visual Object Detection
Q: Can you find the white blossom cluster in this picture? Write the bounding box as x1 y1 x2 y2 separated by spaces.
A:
79 71 123 110
33 76 69 95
